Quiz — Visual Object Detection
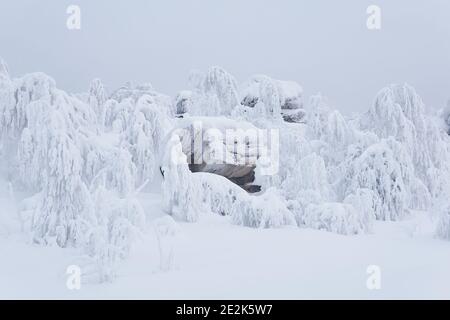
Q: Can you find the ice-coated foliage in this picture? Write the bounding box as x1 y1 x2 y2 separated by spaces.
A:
345 140 407 221
0 58 9 80
360 84 450 194
178 67 240 117
343 188 378 233
0 73 55 140
282 152 333 201
240 75 282 118
88 78 107 123
230 187 296 228
161 134 202 222
442 99 450 132
0 63 156 282
20 108 95 247
125 95 173 185
84 186 145 282
277 125 312 182
436 205 450 241
301 202 368 235
202 66 239 116
255 76 282 118
306 93 331 139
324 110 355 162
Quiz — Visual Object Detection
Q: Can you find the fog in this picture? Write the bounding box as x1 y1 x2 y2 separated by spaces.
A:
1 0 449 113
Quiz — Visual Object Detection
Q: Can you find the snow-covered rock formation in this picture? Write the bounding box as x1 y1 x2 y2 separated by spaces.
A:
171 116 268 192
161 134 296 227
240 75 305 123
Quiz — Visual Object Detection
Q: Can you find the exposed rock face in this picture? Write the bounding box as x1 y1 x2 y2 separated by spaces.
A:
189 163 260 193
175 90 192 116
282 108 307 123
173 117 266 193
240 75 305 123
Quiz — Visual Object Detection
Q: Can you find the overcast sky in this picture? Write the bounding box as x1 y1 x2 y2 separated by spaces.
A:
0 0 449 114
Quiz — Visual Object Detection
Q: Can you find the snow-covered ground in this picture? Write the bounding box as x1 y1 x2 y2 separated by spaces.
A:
1 189 449 300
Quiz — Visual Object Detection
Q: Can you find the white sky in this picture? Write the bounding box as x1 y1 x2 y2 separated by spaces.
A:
0 0 449 114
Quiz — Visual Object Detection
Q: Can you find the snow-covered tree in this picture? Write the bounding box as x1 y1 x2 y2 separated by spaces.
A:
343 188 378 233
84 185 145 282
345 140 407 221
306 94 331 139
255 76 282 118
324 110 355 161
161 134 202 222
20 108 95 247
282 152 333 201
88 78 107 124
301 202 369 235
203 66 239 116
124 95 173 185
436 205 450 241
174 90 194 116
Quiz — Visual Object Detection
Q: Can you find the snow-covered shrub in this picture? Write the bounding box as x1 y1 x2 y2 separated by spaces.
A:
360 84 450 193
202 66 239 116
323 110 355 163
384 137 431 210
0 73 55 140
255 76 283 118
274 124 311 184
177 67 243 117
343 188 378 233
436 206 450 241
174 90 194 116
301 202 367 235
282 153 333 201
125 95 173 184
240 75 283 119
0 63 148 281
195 170 295 228
0 58 9 80
23 109 96 247
106 148 137 197
103 99 123 129
83 186 145 282
345 140 407 221
0 59 14 138
306 94 331 139
231 187 296 228
286 190 319 225
361 84 420 148
88 78 107 123
161 134 203 222
442 99 450 132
